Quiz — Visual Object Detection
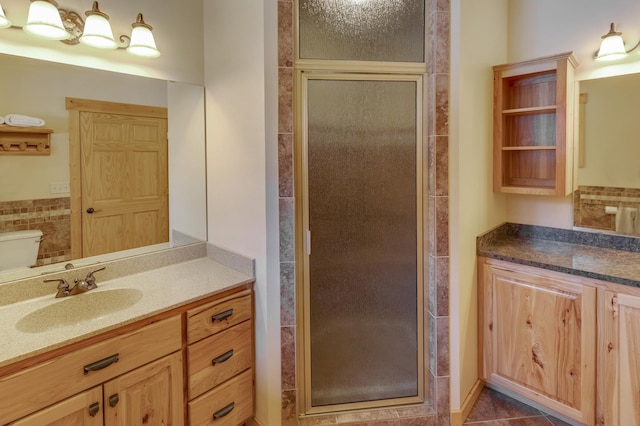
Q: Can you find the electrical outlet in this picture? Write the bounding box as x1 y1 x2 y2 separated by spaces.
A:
50 182 70 194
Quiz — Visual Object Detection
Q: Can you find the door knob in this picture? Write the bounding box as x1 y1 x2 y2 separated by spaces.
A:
86 207 95 214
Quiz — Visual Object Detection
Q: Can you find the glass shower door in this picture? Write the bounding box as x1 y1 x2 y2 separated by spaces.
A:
301 74 423 412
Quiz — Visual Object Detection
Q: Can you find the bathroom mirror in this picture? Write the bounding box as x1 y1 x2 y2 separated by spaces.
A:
0 53 207 282
573 72 640 234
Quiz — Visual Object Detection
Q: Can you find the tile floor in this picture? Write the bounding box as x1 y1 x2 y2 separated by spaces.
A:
464 388 574 425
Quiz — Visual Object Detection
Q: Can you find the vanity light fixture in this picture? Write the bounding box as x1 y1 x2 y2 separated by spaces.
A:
79 1 116 49
125 13 160 58
23 0 68 40
595 22 640 61
0 3 11 28
0 0 160 58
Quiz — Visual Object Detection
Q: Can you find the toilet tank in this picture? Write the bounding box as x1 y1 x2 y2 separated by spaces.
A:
0 230 43 271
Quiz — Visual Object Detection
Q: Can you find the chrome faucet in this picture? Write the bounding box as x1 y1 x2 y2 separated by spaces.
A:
44 267 106 298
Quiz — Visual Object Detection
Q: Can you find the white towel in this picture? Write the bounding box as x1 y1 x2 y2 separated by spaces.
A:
4 114 45 127
635 206 640 236
615 206 637 235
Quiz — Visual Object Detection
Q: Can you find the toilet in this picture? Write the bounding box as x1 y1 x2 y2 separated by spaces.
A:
0 230 43 272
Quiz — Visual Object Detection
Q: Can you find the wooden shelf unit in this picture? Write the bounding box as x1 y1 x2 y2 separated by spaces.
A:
493 52 578 195
0 124 53 156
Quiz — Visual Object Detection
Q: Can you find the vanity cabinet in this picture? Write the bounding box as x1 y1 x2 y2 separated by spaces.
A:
493 52 578 196
11 387 103 426
1 285 255 426
479 257 597 425
11 352 183 426
186 289 254 426
2 315 182 425
103 352 184 425
600 287 640 425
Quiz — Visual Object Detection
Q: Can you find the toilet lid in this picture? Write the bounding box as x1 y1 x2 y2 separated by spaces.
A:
0 230 43 242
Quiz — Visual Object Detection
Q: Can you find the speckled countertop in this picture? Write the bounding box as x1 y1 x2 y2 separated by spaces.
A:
0 246 254 369
477 223 640 288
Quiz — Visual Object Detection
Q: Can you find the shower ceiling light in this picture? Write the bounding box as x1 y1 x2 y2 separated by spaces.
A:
0 0 160 58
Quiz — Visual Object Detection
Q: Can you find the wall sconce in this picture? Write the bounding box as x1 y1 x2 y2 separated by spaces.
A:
0 0 160 58
594 23 640 61
0 3 10 28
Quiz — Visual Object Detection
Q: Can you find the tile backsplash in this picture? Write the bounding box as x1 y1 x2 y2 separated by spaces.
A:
0 197 71 266
574 185 640 233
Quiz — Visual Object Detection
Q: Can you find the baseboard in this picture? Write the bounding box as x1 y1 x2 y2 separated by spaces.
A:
450 379 484 426
245 417 265 426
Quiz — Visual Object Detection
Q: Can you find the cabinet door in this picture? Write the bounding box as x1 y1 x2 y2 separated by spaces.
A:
480 260 596 424
11 387 103 426
103 352 184 426
602 291 640 425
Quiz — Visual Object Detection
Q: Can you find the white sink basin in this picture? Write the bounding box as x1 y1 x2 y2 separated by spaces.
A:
16 288 144 333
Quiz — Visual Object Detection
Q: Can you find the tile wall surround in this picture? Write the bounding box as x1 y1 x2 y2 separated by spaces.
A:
0 197 71 267
278 0 450 424
573 185 640 234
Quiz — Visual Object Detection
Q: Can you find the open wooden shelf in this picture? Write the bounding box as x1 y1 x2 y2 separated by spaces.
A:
0 124 53 156
493 52 578 196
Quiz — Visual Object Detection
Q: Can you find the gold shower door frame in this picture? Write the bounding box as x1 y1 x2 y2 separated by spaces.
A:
295 72 425 416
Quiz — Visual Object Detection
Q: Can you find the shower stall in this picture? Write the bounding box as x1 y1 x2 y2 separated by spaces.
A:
294 0 427 416
297 73 424 414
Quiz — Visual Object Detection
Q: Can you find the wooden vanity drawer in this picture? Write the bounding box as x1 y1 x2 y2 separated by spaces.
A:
0 316 181 425
188 368 254 426
187 319 253 399
187 289 252 344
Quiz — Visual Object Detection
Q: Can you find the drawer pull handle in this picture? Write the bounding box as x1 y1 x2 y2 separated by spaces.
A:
212 349 234 365
213 402 235 420
109 393 120 407
211 309 234 323
89 402 100 417
83 353 119 375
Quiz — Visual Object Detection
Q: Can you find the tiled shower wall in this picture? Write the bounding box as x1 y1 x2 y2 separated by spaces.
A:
0 197 72 267
278 0 450 423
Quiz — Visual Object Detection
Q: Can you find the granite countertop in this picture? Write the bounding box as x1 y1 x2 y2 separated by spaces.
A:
0 255 254 369
477 223 640 288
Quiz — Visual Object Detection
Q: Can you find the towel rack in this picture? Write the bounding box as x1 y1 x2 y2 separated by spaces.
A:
0 124 53 156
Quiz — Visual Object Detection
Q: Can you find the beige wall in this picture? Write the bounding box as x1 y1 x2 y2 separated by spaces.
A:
449 0 640 413
167 82 208 243
505 0 640 229
450 0 508 411
203 1 281 425
0 0 204 84
0 55 167 202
